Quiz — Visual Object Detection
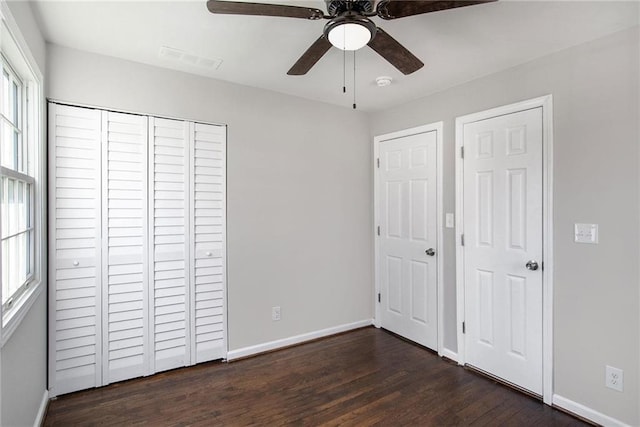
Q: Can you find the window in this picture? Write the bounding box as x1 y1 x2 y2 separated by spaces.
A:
1 56 34 312
0 2 43 339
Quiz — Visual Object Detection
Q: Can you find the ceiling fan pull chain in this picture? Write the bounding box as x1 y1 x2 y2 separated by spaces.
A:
353 50 357 109
343 39 346 93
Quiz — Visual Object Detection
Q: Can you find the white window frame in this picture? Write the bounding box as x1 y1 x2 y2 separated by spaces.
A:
0 1 45 346
1 56 35 312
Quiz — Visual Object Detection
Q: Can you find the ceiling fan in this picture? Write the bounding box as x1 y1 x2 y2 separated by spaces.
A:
206 0 495 76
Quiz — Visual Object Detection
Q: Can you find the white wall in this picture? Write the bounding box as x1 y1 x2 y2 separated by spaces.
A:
370 26 640 425
5 1 44 71
46 44 374 351
1 2 47 426
1 295 47 427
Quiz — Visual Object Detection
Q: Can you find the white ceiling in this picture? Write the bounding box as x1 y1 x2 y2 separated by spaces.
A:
31 0 639 111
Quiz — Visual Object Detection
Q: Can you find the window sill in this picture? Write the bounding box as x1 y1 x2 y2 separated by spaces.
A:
1 279 43 348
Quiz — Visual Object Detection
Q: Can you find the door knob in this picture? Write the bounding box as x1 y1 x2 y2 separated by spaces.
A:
525 260 539 271
425 248 435 256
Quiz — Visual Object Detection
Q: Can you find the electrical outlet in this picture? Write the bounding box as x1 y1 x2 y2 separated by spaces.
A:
272 306 281 321
605 365 623 392
575 223 598 244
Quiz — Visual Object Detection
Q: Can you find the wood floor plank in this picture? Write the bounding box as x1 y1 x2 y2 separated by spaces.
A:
44 327 588 426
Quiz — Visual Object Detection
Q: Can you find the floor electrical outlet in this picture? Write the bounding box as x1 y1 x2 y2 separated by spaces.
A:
272 306 281 321
605 365 623 392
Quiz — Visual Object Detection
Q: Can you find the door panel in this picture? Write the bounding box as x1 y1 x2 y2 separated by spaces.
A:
379 130 437 350
387 255 402 313
149 117 190 373
49 104 102 396
463 107 543 395
410 260 428 323
102 111 149 384
191 122 226 363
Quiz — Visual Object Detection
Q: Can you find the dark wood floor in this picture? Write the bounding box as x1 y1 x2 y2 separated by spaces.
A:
44 327 587 426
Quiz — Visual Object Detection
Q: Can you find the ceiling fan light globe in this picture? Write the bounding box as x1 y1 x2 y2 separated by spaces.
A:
328 22 371 51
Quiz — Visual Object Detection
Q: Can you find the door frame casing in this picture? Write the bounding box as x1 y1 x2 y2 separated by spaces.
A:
455 95 554 404
373 122 445 355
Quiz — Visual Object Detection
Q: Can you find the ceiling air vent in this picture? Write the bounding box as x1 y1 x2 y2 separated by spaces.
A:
159 46 223 70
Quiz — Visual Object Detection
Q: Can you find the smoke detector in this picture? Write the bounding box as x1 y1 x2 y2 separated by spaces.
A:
376 76 393 87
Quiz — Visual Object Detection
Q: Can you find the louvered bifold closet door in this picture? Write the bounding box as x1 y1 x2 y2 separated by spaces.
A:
102 111 150 384
50 104 228 396
149 117 191 372
191 122 227 363
49 104 103 397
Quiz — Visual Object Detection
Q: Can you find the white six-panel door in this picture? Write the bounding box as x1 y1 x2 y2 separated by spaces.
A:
462 107 543 395
378 130 438 350
49 103 227 396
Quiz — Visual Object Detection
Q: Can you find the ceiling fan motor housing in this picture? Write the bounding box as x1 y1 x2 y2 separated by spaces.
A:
325 0 374 17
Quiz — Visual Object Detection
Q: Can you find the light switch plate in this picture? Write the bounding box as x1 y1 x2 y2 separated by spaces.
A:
574 223 598 244
445 213 454 228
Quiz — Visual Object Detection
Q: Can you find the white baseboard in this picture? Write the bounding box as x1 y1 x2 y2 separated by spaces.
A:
552 394 630 427
33 389 49 427
440 348 458 363
227 319 373 361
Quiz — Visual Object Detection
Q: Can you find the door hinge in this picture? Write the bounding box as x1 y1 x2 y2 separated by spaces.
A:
462 321 466 334
377 226 380 236
378 293 381 303
461 234 465 246
461 146 464 158
377 158 380 168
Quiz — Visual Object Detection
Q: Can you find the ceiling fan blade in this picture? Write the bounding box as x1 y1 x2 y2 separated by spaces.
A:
367 28 424 75
287 36 332 75
207 0 325 20
377 0 496 20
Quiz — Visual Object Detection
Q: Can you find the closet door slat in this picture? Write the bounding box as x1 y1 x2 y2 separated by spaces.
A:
149 117 190 372
102 111 149 384
49 104 103 397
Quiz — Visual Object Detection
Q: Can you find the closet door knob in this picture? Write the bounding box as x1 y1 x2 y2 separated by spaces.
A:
73 261 80 267
206 251 212 257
